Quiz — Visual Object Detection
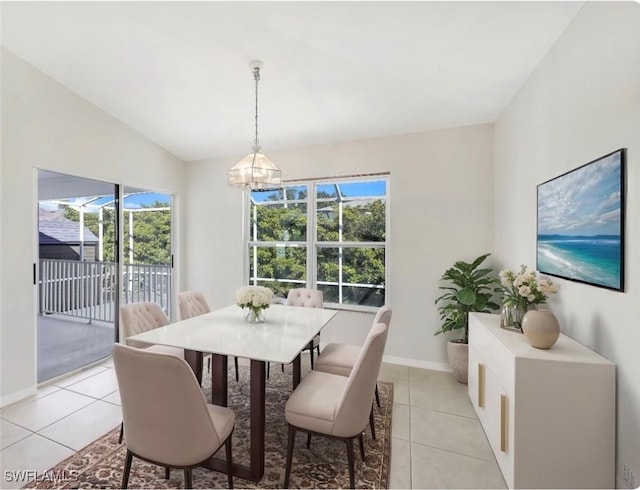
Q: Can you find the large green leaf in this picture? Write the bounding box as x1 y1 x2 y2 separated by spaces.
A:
456 288 476 306
434 252 500 342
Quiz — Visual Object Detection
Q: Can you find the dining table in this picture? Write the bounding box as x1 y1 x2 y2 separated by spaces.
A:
127 303 337 482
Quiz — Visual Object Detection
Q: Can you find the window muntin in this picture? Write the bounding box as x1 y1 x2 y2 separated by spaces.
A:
247 177 388 308
316 246 385 307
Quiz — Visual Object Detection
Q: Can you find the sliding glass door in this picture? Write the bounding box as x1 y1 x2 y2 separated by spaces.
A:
37 173 174 383
121 186 173 318
37 170 119 382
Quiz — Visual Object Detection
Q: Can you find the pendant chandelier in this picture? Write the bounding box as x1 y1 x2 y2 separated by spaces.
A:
227 60 282 192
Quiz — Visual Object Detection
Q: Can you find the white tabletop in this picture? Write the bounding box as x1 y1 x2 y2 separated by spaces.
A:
127 304 337 364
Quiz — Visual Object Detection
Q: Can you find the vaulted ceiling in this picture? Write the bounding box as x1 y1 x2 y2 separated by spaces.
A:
1 1 583 162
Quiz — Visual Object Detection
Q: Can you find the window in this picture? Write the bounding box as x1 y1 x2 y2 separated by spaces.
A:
246 176 388 309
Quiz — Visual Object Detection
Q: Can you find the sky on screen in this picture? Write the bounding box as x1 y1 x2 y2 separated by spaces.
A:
252 180 386 203
537 153 621 236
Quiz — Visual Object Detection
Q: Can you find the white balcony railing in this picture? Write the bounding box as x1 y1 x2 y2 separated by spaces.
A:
39 259 171 322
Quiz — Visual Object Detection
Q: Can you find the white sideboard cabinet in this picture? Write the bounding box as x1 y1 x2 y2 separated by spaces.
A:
468 313 615 489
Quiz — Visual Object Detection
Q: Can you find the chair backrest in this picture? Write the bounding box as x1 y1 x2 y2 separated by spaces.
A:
285 288 323 308
374 305 392 328
120 302 169 347
178 291 210 320
332 320 390 437
113 344 222 466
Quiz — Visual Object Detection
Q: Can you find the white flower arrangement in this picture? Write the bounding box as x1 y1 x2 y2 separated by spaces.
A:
236 285 273 314
499 265 558 308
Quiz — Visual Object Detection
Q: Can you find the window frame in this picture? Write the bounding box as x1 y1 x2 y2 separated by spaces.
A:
243 174 390 312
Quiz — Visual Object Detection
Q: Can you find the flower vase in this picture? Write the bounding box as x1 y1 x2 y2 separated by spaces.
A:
521 309 560 349
500 303 528 331
244 307 265 324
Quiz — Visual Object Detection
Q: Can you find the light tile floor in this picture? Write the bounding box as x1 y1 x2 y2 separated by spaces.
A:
380 363 506 489
1 358 506 489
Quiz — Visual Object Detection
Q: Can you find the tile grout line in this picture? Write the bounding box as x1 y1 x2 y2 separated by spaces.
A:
411 404 479 421
43 364 111 390
4 392 104 438
53 367 114 391
410 439 497 464
34 397 103 434
33 431 79 453
0 429 36 451
33 394 121 452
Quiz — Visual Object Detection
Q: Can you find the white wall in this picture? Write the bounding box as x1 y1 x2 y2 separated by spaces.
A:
185 123 495 369
494 2 640 487
0 48 186 406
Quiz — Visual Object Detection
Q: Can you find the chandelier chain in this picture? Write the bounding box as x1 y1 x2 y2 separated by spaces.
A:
253 66 260 147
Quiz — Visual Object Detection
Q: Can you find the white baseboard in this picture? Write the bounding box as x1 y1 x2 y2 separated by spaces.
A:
382 354 451 373
0 385 37 408
318 343 452 373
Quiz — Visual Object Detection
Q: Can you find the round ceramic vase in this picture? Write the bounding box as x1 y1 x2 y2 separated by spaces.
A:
521 309 560 349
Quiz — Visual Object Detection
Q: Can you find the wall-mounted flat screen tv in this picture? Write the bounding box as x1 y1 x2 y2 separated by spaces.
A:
537 149 626 291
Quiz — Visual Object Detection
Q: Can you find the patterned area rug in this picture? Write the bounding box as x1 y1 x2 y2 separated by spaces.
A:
28 361 393 489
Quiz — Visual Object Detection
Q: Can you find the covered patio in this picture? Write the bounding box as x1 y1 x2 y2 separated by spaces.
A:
37 315 113 382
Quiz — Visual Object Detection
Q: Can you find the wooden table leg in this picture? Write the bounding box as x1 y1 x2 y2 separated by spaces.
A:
200 357 267 483
211 354 228 406
249 359 266 481
202 357 290 482
292 354 302 389
184 350 203 385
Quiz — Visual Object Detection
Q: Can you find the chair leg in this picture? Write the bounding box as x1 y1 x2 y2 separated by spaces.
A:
267 363 270 379
207 356 211 373
369 406 376 440
225 435 234 489
316 344 320 357
184 468 192 489
165 467 170 479
345 438 356 489
281 363 285 372
234 356 239 382
118 421 124 444
375 384 381 408
122 450 133 489
359 433 366 461
306 433 312 449
284 425 296 488
309 341 315 370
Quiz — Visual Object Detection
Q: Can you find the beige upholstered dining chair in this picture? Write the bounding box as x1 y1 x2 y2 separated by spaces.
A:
118 302 184 444
314 305 392 416
178 291 240 382
178 291 209 319
120 302 183 357
283 321 389 489
285 288 324 369
113 344 235 489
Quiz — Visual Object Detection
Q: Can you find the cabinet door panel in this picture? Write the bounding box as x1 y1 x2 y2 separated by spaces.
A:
469 316 514 390
483 367 513 487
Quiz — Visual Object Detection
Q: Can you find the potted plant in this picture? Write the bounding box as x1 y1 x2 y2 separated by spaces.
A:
435 253 500 383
